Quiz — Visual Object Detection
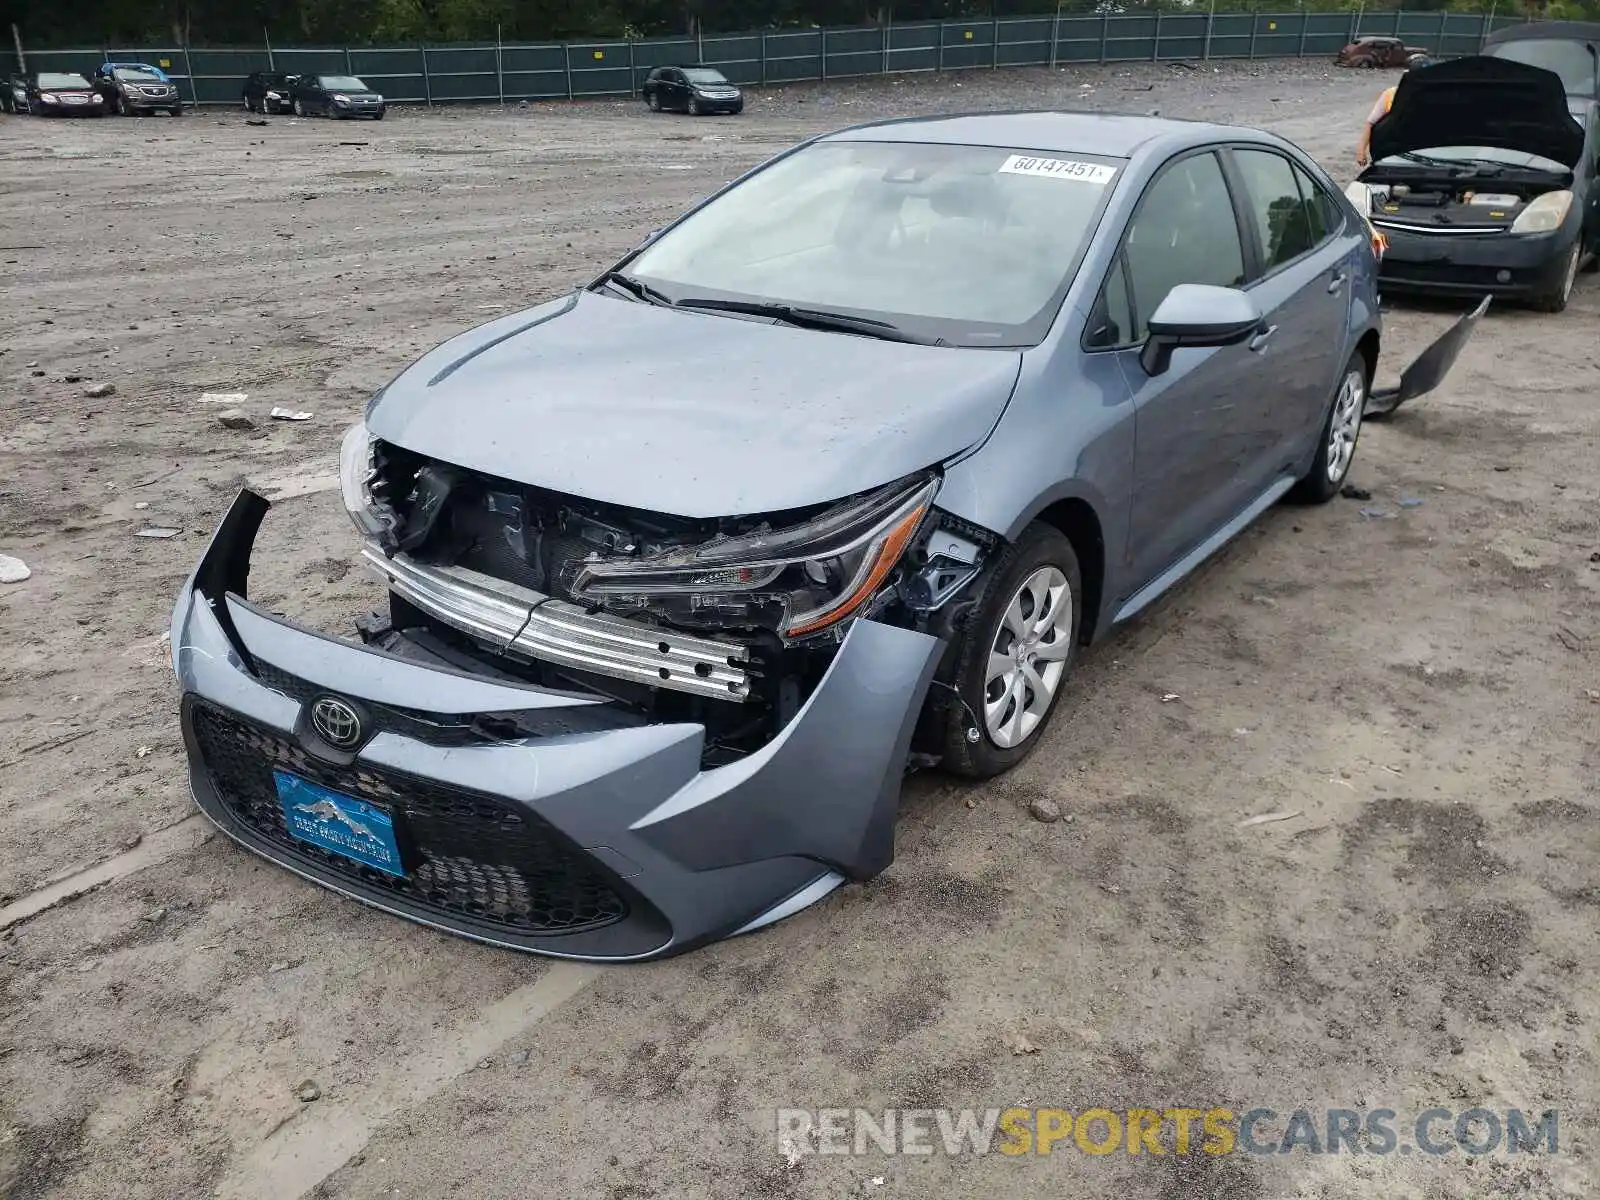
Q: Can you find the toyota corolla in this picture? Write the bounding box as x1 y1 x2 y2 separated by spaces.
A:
172 112 1480 960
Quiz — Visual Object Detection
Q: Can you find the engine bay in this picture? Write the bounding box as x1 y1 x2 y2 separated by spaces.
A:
1360 168 1572 230
359 439 992 764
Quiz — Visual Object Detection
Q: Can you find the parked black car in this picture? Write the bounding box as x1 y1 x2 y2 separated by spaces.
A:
1350 56 1598 312
289 74 386 119
13 72 106 117
243 70 299 115
90 64 182 116
642 66 743 115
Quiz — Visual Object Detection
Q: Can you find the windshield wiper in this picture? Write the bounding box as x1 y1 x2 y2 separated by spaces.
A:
597 271 675 307
673 298 942 345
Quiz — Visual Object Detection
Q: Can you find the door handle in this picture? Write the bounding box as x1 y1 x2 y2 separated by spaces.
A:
1327 271 1347 294
1248 324 1277 352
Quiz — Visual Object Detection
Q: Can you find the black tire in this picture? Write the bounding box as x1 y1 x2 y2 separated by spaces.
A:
293 98 305 117
1289 350 1369 504
938 523 1082 779
688 96 702 116
1531 245 1580 312
647 92 660 112
373 109 385 120
243 95 254 112
170 107 182 117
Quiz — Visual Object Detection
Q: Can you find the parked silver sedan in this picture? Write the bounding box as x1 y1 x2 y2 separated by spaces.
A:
172 112 1479 960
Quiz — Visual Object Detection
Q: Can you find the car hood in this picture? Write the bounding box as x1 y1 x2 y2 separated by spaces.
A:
1371 56 1585 168
367 291 1023 518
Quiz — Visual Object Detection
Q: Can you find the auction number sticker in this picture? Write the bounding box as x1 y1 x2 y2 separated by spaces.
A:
999 155 1117 185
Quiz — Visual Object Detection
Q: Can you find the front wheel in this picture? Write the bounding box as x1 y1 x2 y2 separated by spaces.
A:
646 92 660 112
1531 244 1580 313
939 523 1082 779
1289 352 1368 504
293 98 305 117
688 96 702 116
373 108 385 120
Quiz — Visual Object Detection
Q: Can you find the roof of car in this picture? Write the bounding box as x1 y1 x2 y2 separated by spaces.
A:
823 110 1246 157
1484 20 1600 44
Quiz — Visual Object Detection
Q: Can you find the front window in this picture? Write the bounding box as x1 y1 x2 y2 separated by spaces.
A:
684 68 729 85
319 76 369 92
1485 40 1597 97
625 140 1123 346
1377 145 1571 174
40 73 91 89
113 68 164 83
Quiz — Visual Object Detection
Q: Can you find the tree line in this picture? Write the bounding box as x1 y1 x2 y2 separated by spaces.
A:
12 0 1583 50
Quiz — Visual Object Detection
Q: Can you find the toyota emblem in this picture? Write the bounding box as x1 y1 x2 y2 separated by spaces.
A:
309 696 364 750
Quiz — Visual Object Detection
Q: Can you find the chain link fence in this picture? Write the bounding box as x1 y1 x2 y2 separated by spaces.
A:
15 9 1521 109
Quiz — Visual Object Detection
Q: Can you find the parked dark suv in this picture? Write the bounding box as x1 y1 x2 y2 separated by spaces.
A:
243 70 300 115
91 64 183 116
290 74 386 119
642 66 743 115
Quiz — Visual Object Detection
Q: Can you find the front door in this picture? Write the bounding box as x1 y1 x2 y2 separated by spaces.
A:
1114 149 1276 587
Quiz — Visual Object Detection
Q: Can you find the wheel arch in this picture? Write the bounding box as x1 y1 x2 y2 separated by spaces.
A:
1029 496 1106 646
1354 327 1380 383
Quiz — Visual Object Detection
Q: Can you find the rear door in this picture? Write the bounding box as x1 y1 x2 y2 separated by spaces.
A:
1225 147 1364 463
1110 148 1274 587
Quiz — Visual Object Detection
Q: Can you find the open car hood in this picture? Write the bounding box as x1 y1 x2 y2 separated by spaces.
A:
1370 56 1585 168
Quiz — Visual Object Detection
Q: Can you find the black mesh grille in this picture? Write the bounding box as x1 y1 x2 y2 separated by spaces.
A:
189 702 629 935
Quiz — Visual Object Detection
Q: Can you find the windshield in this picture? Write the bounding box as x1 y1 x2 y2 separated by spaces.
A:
625 140 1121 346
40 73 91 89
1484 40 1597 97
319 76 369 92
684 68 729 84
113 68 164 82
1379 144 1571 174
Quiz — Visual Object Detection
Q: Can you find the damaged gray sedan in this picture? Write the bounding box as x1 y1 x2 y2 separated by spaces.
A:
172 112 1480 960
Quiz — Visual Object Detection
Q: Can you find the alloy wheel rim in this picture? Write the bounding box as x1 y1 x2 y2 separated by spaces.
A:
1326 368 1365 484
983 565 1072 750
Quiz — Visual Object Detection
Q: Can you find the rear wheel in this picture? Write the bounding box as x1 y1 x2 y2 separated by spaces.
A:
939 523 1082 779
1290 352 1368 504
1531 245 1580 313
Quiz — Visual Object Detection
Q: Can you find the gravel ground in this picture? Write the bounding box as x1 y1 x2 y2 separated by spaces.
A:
1 57 1597 1200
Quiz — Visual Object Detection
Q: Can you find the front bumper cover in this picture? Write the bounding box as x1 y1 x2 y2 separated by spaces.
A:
172 489 941 961
1374 226 1575 297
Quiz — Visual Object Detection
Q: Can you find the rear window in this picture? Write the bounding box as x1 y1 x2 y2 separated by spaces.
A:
1484 39 1597 97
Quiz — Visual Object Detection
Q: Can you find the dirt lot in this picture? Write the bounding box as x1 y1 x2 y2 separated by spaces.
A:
2 57 1598 1200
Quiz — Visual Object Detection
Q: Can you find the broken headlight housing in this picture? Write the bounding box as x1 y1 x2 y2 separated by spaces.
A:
338 422 396 544
573 475 939 641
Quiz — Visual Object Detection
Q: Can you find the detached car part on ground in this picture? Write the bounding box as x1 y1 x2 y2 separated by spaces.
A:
1347 56 1599 312
173 112 1481 961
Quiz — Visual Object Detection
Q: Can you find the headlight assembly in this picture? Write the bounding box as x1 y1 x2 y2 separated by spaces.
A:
573 476 940 640
1510 190 1572 234
338 422 385 540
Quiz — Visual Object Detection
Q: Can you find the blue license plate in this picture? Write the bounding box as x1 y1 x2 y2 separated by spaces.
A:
274 770 406 877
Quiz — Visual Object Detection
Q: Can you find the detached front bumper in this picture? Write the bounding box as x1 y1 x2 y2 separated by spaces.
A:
172 490 941 961
1375 226 1573 297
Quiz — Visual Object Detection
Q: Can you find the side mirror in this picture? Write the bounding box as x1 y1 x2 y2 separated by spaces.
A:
1139 283 1263 377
